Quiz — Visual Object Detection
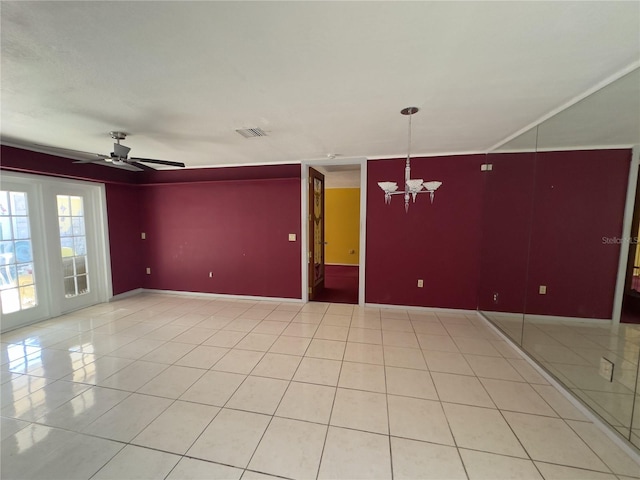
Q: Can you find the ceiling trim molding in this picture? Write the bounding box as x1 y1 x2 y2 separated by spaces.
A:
487 60 640 153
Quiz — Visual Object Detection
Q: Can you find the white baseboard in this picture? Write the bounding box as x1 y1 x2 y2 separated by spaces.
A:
109 288 144 302
366 303 477 315
523 313 612 324
141 288 304 304
481 310 612 324
477 311 640 464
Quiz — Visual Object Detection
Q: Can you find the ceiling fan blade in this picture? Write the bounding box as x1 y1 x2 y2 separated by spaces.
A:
77 159 143 171
130 157 186 168
108 161 144 172
129 161 157 171
73 154 110 164
34 143 102 156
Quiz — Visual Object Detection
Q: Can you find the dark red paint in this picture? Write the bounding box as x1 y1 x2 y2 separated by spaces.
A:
105 184 144 295
477 152 536 313
366 155 485 309
140 179 302 298
2 144 632 315
524 150 630 318
1 146 138 184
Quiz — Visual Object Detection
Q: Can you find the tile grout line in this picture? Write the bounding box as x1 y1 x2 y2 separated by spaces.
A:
313 303 355 480
414 314 471 480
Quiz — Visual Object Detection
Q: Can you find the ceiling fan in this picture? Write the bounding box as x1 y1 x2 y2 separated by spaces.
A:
47 132 185 171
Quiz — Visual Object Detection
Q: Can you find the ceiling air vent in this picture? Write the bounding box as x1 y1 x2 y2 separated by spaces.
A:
235 127 268 138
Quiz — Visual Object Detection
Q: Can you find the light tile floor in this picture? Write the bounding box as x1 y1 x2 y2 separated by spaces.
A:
1 293 639 480
488 312 640 448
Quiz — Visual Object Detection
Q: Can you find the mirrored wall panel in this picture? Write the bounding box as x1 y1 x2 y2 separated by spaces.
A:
479 68 640 449
477 132 537 346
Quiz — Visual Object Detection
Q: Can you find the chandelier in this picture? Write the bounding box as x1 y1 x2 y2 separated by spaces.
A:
378 107 442 212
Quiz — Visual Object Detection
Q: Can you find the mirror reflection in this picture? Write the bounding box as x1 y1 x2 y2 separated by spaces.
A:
479 68 640 449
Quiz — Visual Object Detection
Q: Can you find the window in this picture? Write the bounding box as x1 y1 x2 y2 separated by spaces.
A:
0 191 37 314
57 195 90 298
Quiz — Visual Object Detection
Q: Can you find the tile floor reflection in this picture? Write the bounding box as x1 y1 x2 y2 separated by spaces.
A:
489 313 640 450
1 293 639 479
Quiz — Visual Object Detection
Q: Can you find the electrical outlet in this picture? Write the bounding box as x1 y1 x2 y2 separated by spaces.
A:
493 293 499 304
598 357 615 382
599 357 614 382
209 272 213 278
539 285 547 295
146 267 151 275
141 232 146 240
288 233 296 241
417 279 424 288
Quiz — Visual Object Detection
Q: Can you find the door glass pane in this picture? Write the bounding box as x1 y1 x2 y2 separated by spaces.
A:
59 216 72 237
0 190 38 315
76 275 88 294
57 196 70 216
10 192 28 215
0 191 9 215
63 277 76 297
12 217 30 239
1 289 20 314
72 217 85 236
62 258 74 277
75 256 87 275
57 195 90 298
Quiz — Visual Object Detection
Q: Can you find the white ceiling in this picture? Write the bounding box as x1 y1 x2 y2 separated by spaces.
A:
2 1 639 169
497 68 640 152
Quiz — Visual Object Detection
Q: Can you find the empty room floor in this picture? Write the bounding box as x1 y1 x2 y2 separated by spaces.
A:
1 293 639 480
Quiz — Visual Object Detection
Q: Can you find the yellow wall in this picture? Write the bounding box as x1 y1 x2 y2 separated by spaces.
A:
325 188 360 265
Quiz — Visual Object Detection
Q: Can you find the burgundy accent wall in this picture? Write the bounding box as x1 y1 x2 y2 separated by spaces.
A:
525 149 630 318
1 146 137 184
366 155 485 309
140 178 301 298
105 184 144 295
478 152 536 313
138 164 301 184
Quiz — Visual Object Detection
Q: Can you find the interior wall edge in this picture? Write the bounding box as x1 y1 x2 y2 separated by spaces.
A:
109 288 144 302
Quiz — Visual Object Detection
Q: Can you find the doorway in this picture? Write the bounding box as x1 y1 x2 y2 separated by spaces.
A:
615 146 640 324
301 157 367 306
622 164 640 324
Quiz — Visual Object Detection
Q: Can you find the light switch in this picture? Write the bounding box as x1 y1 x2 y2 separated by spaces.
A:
539 285 547 295
146 267 151 275
141 232 146 240
288 234 296 242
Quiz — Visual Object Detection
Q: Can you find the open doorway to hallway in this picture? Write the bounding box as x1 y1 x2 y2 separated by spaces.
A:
310 164 361 305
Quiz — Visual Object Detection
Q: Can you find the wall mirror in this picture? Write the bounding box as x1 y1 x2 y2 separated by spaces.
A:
479 67 640 449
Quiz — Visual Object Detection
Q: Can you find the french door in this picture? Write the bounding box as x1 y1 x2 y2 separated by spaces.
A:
0 180 49 330
42 182 105 313
0 173 111 332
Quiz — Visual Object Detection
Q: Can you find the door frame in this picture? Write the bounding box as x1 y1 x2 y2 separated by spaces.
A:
42 179 113 314
300 157 367 305
613 145 640 325
0 172 113 330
